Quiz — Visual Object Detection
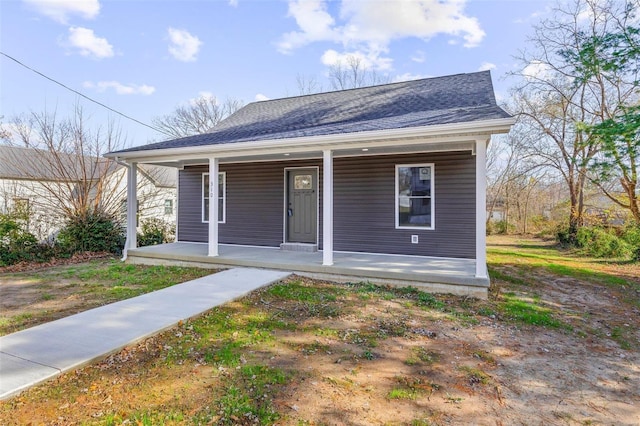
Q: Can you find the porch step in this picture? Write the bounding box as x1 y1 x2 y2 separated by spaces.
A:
280 243 318 252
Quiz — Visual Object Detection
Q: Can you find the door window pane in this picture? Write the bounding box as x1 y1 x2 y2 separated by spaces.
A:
294 175 312 189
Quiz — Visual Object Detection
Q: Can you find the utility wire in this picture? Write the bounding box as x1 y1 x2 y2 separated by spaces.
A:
1 51 173 137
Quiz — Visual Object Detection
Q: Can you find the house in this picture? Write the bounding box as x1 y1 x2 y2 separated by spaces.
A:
109 161 177 227
0 145 176 241
106 71 514 297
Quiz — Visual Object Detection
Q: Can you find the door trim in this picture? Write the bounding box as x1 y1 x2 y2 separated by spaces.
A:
283 166 320 244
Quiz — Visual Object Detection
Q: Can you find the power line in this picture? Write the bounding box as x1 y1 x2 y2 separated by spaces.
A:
0 51 172 137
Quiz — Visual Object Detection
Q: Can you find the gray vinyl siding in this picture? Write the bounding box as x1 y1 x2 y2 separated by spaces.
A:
176 165 206 243
333 152 475 258
178 161 322 246
177 151 475 258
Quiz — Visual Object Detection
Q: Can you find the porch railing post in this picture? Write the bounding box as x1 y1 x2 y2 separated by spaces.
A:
475 138 488 279
322 149 333 266
208 157 219 257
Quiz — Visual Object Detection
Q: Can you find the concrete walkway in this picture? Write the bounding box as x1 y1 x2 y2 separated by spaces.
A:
0 267 290 400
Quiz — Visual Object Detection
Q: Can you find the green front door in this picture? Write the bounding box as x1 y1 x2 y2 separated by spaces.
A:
287 169 317 243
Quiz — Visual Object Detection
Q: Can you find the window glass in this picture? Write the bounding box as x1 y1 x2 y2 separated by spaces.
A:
397 165 433 229
164 199 173 215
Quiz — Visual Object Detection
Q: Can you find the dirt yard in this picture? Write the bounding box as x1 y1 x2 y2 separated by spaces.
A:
0 236 639 425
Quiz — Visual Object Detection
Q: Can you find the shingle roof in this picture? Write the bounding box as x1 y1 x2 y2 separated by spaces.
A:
113 71 510 155
0 145 112 181
0 145 176 186
138 164 177 187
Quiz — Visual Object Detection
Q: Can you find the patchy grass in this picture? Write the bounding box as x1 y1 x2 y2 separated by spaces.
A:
1 237 640 425
488 238 639 291
406 347 440 366
388 387 421 400
499 292 566 329
458 366 491 386
0 260 213 335
388 377 434 401
211 365 289 425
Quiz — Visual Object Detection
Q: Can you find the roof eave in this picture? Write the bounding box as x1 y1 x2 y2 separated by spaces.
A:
106 117 515 162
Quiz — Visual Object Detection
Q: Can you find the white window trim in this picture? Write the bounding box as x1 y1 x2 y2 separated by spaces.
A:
395 163 435 230
202 172 226 224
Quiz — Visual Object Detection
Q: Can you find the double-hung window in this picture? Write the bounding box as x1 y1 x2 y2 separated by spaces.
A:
164 199 174 215
396 164 434 229
202 172 226 223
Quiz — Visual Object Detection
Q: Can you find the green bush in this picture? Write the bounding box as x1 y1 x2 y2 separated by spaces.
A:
620 225 640 261
492 220 515 235
574 227 634 258
0 214 40 266
57 212 125 254
137 218 175 247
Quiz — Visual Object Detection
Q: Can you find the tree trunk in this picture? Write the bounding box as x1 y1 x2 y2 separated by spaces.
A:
625 180 640 225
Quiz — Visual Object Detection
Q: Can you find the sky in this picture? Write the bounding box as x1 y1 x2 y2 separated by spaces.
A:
0 0 555 148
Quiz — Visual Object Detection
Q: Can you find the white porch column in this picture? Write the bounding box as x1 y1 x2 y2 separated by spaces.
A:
322 149 334 266
475 138 488 278
208 157 219 257
125 161 138 255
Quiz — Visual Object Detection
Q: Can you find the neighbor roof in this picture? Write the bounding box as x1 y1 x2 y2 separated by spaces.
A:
0 145 112 181
0 145 177 187
112 71 510 155
138 164 177 187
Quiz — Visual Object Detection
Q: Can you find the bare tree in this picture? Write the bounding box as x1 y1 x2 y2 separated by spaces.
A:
153 95 243 138
0 116 10 140
508 0 637 238
2 106 125 220
296 73 323 95
327 55 390 90
561 0 640 224
1 107 175 241
487 129 550 234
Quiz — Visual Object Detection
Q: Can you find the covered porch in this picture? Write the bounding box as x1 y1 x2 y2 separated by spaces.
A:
107 72 514 300
126 242 489 298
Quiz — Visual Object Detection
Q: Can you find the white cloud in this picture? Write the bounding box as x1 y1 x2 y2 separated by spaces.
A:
255 93 270 101
393 72 432 82
513 7 550 24
194 91 216 102
24 0 100 23
65 26 114 59
576 6 596 23
411 50 426 63
83 81 155 95
185 91 219 106
478 62 496 71
321 48 392 71
228 0 238 6
278 0 485 70
278 0 337 54
167 28 202 62
522 60 552 81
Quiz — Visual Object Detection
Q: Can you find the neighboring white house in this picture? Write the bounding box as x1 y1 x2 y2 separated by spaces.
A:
0 145 176 241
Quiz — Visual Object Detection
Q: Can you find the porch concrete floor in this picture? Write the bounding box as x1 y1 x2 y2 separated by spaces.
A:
127 243 489 297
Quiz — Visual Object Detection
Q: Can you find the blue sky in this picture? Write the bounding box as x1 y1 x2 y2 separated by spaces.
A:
1 0 553 148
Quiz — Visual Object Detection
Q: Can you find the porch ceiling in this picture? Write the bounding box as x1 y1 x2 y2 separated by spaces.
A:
143 139 478 168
